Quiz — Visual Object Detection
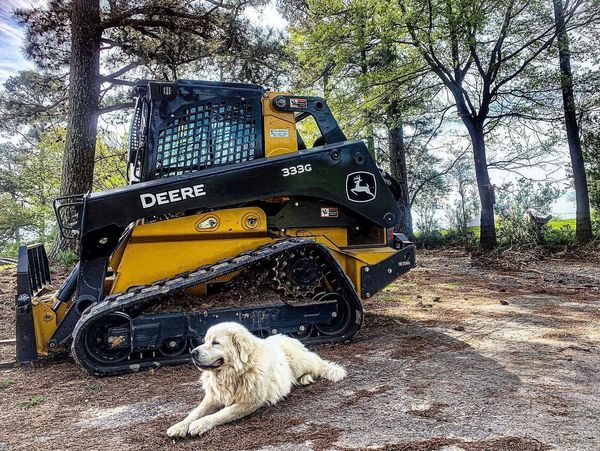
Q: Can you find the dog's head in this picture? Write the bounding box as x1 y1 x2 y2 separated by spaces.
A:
191 322 256 373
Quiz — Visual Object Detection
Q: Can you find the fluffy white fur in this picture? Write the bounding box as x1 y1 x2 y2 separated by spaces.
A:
167 322 346 438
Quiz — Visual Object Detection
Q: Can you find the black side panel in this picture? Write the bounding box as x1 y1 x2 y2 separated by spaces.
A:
360 243 416 298
271 200 361 229
82 141 400 239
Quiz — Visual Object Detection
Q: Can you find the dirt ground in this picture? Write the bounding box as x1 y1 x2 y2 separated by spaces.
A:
1 249 599 451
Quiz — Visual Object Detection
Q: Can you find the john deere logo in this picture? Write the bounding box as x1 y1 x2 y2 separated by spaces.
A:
346 171 377 202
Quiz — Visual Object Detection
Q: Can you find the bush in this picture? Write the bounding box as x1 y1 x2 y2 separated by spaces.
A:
414 229 446 248
443 227 478 248
544 224 576 245
495 179 562 248
56 250 78 268
495 214 537 247
592 214 600 238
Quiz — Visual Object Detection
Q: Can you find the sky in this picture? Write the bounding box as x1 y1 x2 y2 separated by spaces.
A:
0 0 577 223
0 0 37 84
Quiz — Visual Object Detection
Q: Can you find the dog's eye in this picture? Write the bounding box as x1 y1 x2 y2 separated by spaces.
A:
212 340 220 346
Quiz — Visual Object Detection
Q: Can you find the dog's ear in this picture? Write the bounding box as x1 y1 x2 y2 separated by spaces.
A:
230 329 255 370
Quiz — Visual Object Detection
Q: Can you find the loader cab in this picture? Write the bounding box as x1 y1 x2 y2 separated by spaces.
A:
127 80 346 183
128 81 265 183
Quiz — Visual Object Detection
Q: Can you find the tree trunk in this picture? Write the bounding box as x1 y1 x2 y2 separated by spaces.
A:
366 126 376 159
459 182 467 231
52 0 101 256
465 120 497 250
388 106 414 238
553 0 593 243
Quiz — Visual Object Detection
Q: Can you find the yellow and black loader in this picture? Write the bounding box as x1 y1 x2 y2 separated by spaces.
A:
15 80 416 376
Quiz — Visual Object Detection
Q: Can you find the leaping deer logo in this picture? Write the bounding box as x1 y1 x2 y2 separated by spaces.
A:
350 175 374 197
346 171 377 202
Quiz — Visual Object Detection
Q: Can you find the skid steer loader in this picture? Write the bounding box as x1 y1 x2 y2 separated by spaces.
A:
14 80 416 376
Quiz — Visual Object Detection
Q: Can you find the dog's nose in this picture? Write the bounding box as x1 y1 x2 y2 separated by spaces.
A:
191 349 199 358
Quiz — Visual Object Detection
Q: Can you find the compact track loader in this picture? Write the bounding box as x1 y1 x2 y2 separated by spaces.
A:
14 80 416 376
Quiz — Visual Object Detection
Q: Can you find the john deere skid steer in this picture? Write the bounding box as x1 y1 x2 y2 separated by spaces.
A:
14 80 416 376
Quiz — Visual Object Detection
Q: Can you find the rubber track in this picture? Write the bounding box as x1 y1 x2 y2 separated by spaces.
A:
71 238 363 376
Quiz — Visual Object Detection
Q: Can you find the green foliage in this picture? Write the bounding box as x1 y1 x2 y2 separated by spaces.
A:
56 250 78 268
443 228 478 248
0 128 128 257
94 132 128 191
17 395 46 409
418 216 589 249
286 0 439 158
593 215 600 237
495 179 562 247
413 174 449 247
406 140 449 208
544 224 576 245
582 111 600 212
0 71 68 132
0 132 62 255
1 0 287 133
414 228 445 248
0 379 15 389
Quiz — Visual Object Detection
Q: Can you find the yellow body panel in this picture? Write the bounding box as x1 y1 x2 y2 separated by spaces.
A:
262 92 298 157
338 246 398 297
32 294 69 356
110 207 272 294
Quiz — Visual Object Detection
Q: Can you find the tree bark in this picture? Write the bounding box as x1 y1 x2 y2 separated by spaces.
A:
553 0 593 243
388 104 414 238
53 0 102 256
366 127 376 159
464 119 497 250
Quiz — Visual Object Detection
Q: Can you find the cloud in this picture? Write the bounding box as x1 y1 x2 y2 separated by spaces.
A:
0 0 44 84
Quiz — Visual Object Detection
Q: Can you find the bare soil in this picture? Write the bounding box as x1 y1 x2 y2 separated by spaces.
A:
1 249 599 450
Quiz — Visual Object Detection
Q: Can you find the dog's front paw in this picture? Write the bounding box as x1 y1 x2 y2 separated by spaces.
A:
299 374 315 385
167 420 189 438
188 419 211 437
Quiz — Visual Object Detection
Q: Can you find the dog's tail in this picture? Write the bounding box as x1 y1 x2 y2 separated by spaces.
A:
318 360 346 382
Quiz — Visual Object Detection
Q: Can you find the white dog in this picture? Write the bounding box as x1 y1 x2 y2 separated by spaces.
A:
167 322 346 438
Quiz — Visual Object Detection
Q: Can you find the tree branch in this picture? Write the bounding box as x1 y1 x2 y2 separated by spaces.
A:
97 102 135 115
100 62 140 80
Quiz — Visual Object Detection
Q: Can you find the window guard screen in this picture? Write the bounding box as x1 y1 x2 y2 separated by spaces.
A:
154 98 259 178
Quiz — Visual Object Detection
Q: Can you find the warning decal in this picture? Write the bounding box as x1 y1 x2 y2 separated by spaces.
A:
269 129 290 138
290 98 308 109
320 207 339 218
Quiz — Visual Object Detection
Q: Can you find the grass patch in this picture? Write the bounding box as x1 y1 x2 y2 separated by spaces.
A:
444 281 460 287
395 281 417 288
0 379 15 389
0 263 16 270
17 395 46 409
467 218 575 237
85 382 104 391
548 218 576 230
468 226 481 237
377 292 411 303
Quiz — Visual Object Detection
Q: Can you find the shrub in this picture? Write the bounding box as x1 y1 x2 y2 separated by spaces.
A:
544 224 576 245
415 229 446 248
56 250 78 268
495 179 562 247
